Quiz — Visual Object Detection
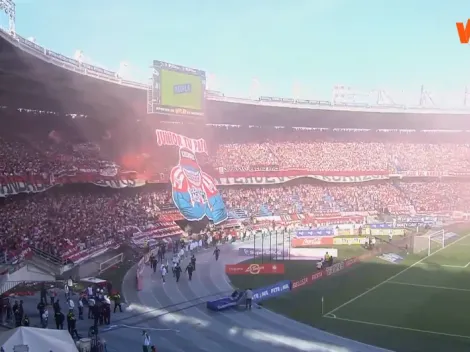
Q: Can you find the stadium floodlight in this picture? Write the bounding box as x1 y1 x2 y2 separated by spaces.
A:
0 0 15 33
413 229 445 256
74 50 83 62
117 61 129 79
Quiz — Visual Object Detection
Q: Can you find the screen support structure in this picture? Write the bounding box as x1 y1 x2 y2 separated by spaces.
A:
146 78 153 114
0 0 15 33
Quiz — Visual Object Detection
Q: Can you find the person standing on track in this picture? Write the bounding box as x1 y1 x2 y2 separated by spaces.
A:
172 255 179 277
190 254 196 271
160 263 167 284
149 254 157 273
174 263 182 283
185 262 194 281
179 246 185 260
142 330 151 352
245 288 253 310
213 246 220 261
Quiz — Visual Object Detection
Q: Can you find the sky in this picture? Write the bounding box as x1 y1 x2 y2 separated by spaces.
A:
2 0 470 106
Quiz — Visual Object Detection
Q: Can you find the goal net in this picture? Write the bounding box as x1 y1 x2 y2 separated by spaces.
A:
412 229 450 256
99 253 124 274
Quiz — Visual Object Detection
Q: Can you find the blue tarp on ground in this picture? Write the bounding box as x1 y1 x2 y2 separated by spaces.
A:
206 280 292 312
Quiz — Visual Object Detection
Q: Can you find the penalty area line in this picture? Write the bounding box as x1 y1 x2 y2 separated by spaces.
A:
322 233 470 317
386 281 470 293
323 315 470 340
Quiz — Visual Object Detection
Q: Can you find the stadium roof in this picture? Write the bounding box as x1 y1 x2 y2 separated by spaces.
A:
1 27 470 129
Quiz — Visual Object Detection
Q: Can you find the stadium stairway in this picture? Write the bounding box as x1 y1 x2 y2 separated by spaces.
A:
391 182 408 197
265 143 281 164
391 182 417 210
290 194 303 213
28 247 67 277
228 208 247 219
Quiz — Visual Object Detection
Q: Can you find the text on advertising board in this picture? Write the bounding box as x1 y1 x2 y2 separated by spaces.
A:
225 263 285 275
295 229 334 237
291 237 333 247
291 236 382 247
252 280 292 302
238 248 288 257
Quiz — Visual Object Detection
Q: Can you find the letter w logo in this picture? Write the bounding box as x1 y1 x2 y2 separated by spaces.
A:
456 20 470 44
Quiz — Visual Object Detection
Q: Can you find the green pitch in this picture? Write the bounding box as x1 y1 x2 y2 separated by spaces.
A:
229 232 470 352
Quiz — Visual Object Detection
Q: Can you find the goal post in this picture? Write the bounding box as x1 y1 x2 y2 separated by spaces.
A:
99 253 124 274
413 229 445 256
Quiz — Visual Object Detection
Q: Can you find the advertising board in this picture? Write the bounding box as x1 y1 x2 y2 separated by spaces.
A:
332 237 369 245
289 247 338 259
291 237 333 247
252 280 292 302
295 228 334 237
238 248 288 257
366 228 405 236
225 263 285 275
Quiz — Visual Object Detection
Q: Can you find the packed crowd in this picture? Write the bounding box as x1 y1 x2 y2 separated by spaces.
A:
215 141 470 172
0 188 175 263
2 112 470 267
3 110 470 176
219 182 470 216
0 135 116 177
0 179 469 265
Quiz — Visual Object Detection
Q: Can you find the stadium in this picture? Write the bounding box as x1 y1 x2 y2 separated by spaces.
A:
0 1 469 352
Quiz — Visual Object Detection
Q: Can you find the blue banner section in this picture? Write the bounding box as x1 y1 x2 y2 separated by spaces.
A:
396 221 432 228
370 221 435 229
369 223 393 229
206 280 292 311
295 229 333 237
252 280 292 302
238 248 288 257
377 253 404 264
206 297 239 311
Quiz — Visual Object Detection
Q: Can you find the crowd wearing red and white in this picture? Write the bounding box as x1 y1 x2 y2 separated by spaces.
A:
1 118 470 266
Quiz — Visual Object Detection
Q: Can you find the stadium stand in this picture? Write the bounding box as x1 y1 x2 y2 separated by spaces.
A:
3 3 470 352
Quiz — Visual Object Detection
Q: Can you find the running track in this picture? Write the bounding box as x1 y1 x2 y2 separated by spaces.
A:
102 241 392 352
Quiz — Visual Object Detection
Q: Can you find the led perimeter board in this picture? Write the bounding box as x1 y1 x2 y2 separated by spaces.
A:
150 60 205 117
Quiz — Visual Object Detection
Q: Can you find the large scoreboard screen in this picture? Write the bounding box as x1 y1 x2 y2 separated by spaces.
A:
149 60 205 117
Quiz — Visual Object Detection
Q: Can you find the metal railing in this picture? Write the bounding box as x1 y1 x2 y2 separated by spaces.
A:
29 247 67 266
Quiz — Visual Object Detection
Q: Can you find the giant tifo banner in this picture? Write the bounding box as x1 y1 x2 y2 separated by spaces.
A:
155 129 228 224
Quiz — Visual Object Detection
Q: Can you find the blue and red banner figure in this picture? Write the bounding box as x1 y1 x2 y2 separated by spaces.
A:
170 147 227 224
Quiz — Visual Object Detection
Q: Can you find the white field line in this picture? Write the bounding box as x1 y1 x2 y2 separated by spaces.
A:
386 281 470 293
323 233 470 317
323 315 470 340
441 261 470 269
